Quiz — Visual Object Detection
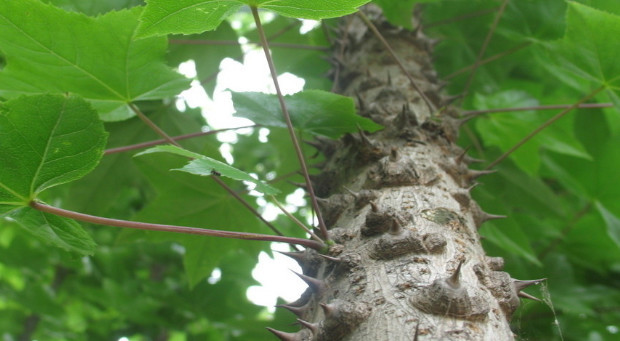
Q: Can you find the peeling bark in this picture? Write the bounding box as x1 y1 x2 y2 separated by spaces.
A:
271 6 530 340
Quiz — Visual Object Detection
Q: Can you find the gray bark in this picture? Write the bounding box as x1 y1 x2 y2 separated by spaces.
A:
271 6 532 341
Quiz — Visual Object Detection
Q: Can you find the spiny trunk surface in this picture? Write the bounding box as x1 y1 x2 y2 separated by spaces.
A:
273 7 528 341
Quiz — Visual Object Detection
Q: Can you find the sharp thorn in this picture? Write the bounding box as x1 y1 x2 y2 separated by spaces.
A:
414 322 420 341
467 169 497 181
386 70 392 85
275 251 306 265
456 147 471 165
276 304 306 317
265 327 301 341
320 302 334 317
513 278 547 291
293 271 325 293
369 201 379 212
296 319 319 334
447 260 464 288
318 253 340 262
518 291 542 302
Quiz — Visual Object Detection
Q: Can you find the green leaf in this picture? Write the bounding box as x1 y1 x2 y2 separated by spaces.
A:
473 90 590 174
373 0 438 29
137 0 370 38
0 94 107 214
0 1 189 120
480 222 542 266
4 207 96 255
596 201 620 249
136 145 279 195
549 2 620 105
129 152 266 288
232 90 383 138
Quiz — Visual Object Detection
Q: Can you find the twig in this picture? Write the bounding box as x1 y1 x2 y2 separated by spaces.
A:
485 86 605 170
271 196 324 243
170 39 328 51
424 7 499 29
104 125 256 155
128 103 287 238
460 0 509 102
31 201 324 250
538 203 592 259
251 6 329 241
462 103 613 119
357 11 435 114
444 42 531 80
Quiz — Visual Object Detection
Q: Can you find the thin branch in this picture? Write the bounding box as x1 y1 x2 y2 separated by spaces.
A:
129 103 178 146
270 196 324 243
210 176 288 240
170 39 328 51
128 103 287 238
357 11 436 114
538 202 592 259
104 125 256 155
199 20 302 87
485 86 605 170
460 0 509 102
444 42 531 80
424 7 499 29
462 103 614 119
31 201 324 250
251 6 329 241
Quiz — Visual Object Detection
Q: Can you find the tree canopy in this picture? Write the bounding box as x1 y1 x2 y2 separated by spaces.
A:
0 0 619 340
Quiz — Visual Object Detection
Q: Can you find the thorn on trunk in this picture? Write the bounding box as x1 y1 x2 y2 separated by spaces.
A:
318 253 340 262
513 278 546 291
276 304 306 318
296 319 319 334
447 260 464 288
293 271 325 294
265 328 301 341
320 302 334 317
518 291 543 302
386 70 392 85
513 278 546 302
276 251 306 265
466 169 496 182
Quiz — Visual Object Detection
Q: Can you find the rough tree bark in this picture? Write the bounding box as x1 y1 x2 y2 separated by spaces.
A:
270 6 540 341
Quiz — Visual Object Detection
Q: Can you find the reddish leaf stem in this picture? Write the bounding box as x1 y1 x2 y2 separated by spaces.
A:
128 103 286 238
444 42 531 80
250 6 329 241
485 86 605 170
424 7 499 29
104 125 256 155
170 39 328 51
30 201 324 250
460 0 509 101
462 103 613 119
129 103 178 146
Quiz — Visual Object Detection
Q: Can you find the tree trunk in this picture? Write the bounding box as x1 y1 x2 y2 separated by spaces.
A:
272 6 531 341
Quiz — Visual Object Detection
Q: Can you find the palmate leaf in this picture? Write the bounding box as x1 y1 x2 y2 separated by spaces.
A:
0 0 189 121
136 0 370 38
128 152 266 288
232 90 383 138
0 94 106 255
548 2 620 105
136 145 279 195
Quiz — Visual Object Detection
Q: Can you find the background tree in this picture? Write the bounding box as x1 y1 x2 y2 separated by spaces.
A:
0 0 619 340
